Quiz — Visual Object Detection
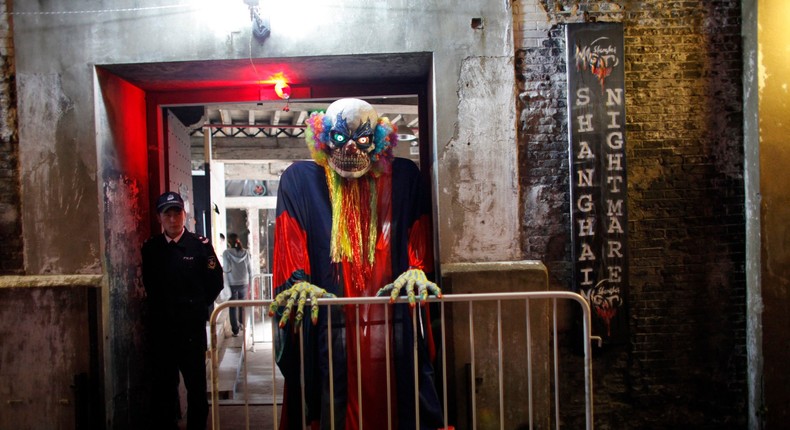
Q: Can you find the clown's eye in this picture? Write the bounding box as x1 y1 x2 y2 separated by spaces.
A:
330 131 348 146
356 136 371 146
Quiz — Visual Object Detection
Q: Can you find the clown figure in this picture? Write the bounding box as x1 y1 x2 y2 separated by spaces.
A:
269 98 445 429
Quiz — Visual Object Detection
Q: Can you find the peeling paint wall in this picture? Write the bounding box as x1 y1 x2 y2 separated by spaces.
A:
439 56 519 262
102 175 147 427
0 277 102 429
11 1 519 427
13 0 518 271
95 68 151 427
17 72 100 274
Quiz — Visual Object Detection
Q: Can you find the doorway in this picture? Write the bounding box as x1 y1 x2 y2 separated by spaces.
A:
96 52 436 417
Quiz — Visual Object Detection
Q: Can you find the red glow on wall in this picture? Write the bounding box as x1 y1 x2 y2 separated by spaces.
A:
96 68 149 180
143 68 310 104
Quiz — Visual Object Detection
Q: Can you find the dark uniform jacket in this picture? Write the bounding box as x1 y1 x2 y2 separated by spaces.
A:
141 230 224 349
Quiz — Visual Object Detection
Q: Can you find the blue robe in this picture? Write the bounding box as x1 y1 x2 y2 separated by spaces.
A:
272 158 444 430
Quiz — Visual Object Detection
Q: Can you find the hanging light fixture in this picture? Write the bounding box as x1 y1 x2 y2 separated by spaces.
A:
243 0 270 42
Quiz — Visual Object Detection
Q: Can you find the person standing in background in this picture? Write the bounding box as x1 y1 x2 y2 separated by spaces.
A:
222 232 252 337
141 191 224 430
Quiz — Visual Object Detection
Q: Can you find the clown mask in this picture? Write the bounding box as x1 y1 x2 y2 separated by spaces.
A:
305 98 398 178
324 98 379 178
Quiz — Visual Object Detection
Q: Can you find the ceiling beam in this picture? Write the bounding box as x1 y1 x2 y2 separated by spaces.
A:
192 136 310 161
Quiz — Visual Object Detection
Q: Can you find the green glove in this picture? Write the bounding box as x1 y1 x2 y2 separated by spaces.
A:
376 268 442 308
268 281 335 327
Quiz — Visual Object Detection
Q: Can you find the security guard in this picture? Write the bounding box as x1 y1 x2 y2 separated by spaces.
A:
141 191 223 430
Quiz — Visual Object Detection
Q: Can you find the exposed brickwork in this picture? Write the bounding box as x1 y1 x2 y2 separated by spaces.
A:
514 1 746 428
0 0 23 275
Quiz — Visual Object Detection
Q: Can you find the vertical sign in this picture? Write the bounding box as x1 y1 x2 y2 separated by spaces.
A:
566 23 628 343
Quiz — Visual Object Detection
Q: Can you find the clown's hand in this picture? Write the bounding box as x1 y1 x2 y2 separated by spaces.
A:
376 268 442 308
268 281 335 327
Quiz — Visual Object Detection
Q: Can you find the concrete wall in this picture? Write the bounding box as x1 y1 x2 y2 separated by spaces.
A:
11 0 520 427
13 0 520 276
742 1 762 427
442 262 552 429
0 275 103 429
93 68 150 428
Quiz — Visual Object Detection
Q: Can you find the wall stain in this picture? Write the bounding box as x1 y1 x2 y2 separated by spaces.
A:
442 55 519 261
18 73 99 274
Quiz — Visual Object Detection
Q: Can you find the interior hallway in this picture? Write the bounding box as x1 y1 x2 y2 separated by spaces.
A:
200 306 285 429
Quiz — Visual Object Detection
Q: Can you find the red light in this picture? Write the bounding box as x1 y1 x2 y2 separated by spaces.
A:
274 81 291 99
261 72 292 100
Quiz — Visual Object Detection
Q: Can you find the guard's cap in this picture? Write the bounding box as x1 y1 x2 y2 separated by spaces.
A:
156 191 184 213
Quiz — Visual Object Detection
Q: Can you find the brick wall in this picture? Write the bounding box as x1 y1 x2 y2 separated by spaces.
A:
0 0 23 275
514 1 746 428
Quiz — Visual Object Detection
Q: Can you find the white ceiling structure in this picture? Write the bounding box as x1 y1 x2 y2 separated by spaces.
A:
188 97 421 178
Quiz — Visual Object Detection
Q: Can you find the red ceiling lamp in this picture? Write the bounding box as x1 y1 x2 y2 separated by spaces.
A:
261 72 292 111
274 80 291 100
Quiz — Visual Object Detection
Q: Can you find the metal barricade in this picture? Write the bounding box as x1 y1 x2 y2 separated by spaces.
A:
208 291 595 430
247 274 273 351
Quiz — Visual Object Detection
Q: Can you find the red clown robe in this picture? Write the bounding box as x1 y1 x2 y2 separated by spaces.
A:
272 158 444 430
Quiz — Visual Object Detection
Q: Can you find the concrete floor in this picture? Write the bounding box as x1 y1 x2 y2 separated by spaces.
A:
198 307 286 430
